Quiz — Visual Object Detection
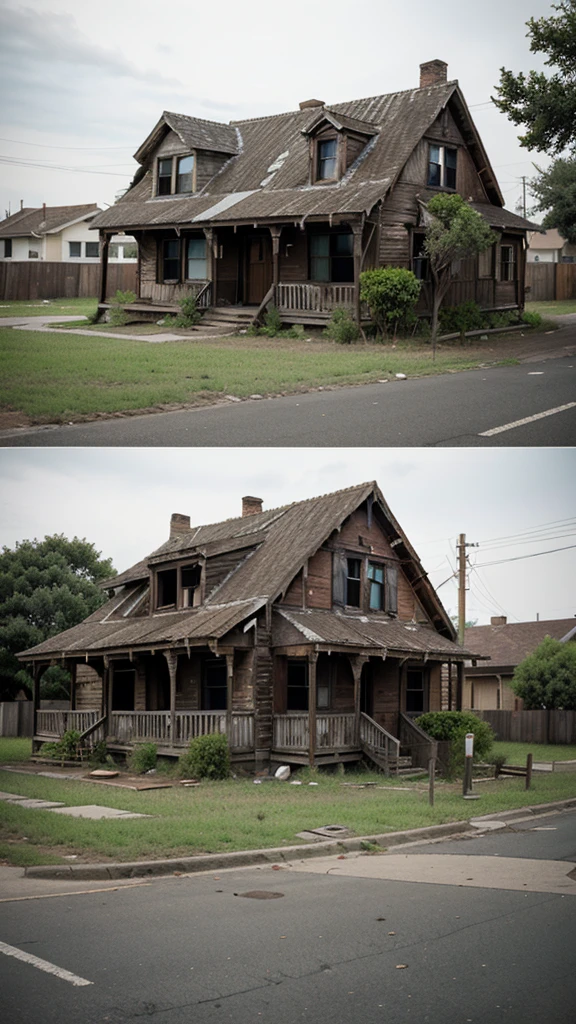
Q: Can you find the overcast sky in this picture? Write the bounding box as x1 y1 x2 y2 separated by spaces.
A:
0 0 556 220
1 447 575 628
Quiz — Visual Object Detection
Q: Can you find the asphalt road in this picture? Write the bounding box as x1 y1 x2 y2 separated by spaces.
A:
3 354 576 447
1 810 575 1023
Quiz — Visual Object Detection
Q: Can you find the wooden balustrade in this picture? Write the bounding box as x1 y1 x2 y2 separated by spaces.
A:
36 710 100 737
359 712 400 768
273 713 356 751
277 282 355 313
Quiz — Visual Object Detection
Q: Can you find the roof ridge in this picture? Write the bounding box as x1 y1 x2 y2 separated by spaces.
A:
163 110 233 130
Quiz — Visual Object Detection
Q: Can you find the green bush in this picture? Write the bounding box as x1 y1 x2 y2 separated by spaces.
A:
108 289 137 327
359 267 420 337
521 310 543 328
486 310 519 329
260 306 284 337
177 733 231 780
438 301 486 335
40 729 81 761
415 711 494 774
324 307 360 344
127 742 158 774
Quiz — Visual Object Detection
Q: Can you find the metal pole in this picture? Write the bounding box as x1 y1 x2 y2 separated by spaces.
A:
428 758 435 806
525 752 533 790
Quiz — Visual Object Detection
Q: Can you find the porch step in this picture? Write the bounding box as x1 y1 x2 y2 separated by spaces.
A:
198 306 259 333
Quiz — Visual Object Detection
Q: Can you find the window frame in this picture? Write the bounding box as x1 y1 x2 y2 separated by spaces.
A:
405 668 428 715
160 237 181 282
334 551 398 615
287 659 309 711
154 561 203 610
185 236 207 281
68 241 82 258
85 241 100 258
427 144 458 190
309 230 354 283
500 243 517 281
176 154 195 194
156 153 195 196
317 137 338 182
4 239 12 258
157 157 173 196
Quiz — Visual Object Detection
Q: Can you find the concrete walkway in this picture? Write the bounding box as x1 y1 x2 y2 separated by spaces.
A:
1 313 231 344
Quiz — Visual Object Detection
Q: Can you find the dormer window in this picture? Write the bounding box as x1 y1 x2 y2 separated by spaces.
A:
157 568 177 607
155 562 202 610
317 138 337 180
427 145 457 189
156 154 195 196
181 565 201 607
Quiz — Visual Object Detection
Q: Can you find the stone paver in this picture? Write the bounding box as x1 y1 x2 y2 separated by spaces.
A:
48 805 150 820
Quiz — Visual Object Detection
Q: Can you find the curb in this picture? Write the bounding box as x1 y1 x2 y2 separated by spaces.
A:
23 798 576 882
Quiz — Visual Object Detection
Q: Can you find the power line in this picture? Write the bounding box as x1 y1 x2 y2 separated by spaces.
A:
0 137 133 152
474 543 576 568
0 156 133 177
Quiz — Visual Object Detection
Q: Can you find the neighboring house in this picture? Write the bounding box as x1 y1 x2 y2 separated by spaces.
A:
527 228 576 264
19 482 483 771
0 205 137 263
91 59 537 327
463 616 576 711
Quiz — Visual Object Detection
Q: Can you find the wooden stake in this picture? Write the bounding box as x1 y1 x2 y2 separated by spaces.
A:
525 752 533 790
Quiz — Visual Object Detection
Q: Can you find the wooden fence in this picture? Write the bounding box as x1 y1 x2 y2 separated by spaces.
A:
526 262 576 302
0 261 137 301
475 709 576 745
0 701 33 738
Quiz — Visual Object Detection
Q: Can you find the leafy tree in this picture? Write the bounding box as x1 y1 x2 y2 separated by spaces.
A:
0 536 115 701
423 194 495 352
511 635 576 709
493 1 576 155
359 267 421 338
529 158 576 243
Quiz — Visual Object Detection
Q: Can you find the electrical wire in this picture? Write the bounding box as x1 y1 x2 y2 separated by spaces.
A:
473 543 576 568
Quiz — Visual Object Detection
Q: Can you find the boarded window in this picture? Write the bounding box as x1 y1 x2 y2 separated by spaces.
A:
157 158 173 195
186 236 207 279
177 155 194 194
385 564 398 614
287 661 308 710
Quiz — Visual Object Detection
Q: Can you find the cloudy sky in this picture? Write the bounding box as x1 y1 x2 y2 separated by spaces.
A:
0 0 556 219
1 447 575 628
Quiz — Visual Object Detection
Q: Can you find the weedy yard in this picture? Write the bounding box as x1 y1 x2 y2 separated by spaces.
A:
0 740 574 868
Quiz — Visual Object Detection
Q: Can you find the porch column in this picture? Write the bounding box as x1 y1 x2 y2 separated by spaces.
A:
269 226 282 291
225 653 234 746
349 655 368 747
32 662 42 750
164 650 178 747
203 228 216 302
456 662 464 711
99 231 109 305
351 221 364 324
307 651 318 767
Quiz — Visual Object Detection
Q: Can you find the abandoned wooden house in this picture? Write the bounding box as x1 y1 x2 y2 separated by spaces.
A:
90 58 536 330
19 482 484 772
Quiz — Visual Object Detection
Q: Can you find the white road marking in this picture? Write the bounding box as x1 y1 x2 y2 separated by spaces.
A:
0 940 93 986
479 401 576 437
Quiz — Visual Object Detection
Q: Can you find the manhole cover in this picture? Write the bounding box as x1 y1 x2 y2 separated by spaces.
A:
236 891 284 899
309 824 351 838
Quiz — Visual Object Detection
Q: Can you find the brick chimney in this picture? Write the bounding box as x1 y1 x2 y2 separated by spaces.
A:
242 495 263 517
299 98 325 110
419 60 448 88
490 616 507 626
170 513 191 537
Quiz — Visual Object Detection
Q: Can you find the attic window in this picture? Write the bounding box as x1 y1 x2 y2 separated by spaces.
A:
157 158 173 195
317 138 337 180
181 564 201 608
176 155 194 194
427 145 457 189
157 568 177 607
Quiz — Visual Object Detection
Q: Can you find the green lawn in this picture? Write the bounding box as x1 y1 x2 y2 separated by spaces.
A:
1 737 575 867
493 740 576 763
526 299 576 316
0 327 519 422
0 297 97 319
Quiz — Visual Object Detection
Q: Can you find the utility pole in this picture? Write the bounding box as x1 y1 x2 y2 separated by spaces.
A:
457 534 479 646
521 176 527 219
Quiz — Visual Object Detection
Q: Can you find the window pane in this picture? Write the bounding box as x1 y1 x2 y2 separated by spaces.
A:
163 238 180 281
86 241 99 258
310 234 330 256
445 148 457 189
369 581 383 610
69 241 81 257
346 558 361 607
333 233 353 256
427 161 441 187
310 256 330 281
4 239 12 257
368 564 384 583
177 155 194 193
318 139 337 179
287 661 308 711
158 157 172 195
331 256 354 282
186 237 207 279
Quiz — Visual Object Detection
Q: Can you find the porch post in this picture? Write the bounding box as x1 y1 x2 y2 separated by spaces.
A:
350 655 368 748
99 231 109 305
351 220 364 324
203 228 216 303
308 651 318 767
164 650 178 747
225 653 234 747
32 662 42 750
269 225 282 291
456 661 464 711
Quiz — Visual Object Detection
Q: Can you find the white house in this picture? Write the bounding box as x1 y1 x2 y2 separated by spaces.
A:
527 228 576 263
0 205 137 263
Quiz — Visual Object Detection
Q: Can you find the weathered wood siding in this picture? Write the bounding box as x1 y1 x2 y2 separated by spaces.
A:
306 548 332 609
75 664 102 710
371 659 401 737
233 649 255 711
254 617 274 756
216 229 241 305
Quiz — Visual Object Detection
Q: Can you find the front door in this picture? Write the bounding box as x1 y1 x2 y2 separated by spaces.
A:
245 234 272 305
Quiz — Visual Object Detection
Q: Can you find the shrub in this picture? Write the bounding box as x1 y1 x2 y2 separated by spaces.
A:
40 729 81 761
486 310 519 329
127 742 158 774
108 289 136 327
359 267 421 337
324 307 360 344
521 310 543 328
260 306 284 337
177 733 230 780
438 300 486 335
415 711 494 774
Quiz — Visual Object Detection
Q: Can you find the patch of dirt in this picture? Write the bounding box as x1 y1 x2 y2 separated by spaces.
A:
0 410 33 429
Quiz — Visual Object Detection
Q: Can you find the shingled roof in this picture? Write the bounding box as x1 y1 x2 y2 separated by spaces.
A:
465 618 576 671
93 79 505 231
0 204 99 238
19 482 459 661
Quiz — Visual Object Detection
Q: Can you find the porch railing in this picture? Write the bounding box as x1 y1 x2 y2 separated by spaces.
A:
399 712 438 769
273 712 356 751
36 710 101 738
359 713 400 773
196 281 212 309
277 282 355 313
108 710 254 752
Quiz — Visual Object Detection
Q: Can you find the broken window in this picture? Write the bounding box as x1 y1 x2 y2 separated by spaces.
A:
427 145 457 189
287 661 309 711
157 158 173 195
157 568 177 607
181 564 201 607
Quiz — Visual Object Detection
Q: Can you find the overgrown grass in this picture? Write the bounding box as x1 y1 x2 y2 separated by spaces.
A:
492 740 576 763
0 737 33 763
0 298 97 319
0 328 516 421
1 761 575 867
526 299 576 316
